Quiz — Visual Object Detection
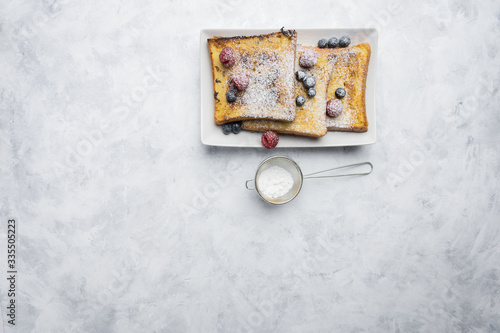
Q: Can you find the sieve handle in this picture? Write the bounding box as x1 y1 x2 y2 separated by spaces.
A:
245 179 256 190
303 162 373 179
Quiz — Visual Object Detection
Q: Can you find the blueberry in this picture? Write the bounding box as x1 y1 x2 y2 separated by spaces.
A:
339 36 351 47
226 90 236 103
296 95 305 106
232 121 242 134
328 37 339 48
222 124 232 135
335 88 346 99
303 76 316 89
318 38 328 48
295 70 306 81
307 88 316 98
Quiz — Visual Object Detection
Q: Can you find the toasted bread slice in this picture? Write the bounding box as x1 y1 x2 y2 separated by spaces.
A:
326 43 371 132
242 46 336 137
207 31 297 125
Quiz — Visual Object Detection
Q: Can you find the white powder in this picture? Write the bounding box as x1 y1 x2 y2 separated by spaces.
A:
257 166 294 199
229 51 281 113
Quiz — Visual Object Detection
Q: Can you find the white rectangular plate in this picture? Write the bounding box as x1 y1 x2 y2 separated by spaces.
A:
200 28 378 147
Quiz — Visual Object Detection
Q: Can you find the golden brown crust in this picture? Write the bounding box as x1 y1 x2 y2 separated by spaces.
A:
325 43 371 132
209 29 296 44
242 46 335 137
207 31 297 125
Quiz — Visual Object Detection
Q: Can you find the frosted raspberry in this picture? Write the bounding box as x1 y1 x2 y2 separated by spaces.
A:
232 73 249 90
299 49 318 68
261 131 279 149
219 47 235 67
326 99 343 118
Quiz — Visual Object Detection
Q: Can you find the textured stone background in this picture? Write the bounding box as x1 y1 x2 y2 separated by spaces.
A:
0 0 499 332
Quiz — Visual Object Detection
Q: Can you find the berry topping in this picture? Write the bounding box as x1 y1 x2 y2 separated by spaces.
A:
299 49 318 68
303 76 316 89
261 131 279 149
222 123 232 135
328 37 339 48
335 87 346 99
226 90 237 103
307 88 316 98
318 39 328 48
296 95 305 106
326 99 343 118
295 70 306 81
232 121 242 134
219 47 235 67
339 36 351 47
232 73 249 91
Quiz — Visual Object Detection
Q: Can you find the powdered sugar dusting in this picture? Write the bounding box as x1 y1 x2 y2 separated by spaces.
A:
235 52 280 110
257 165 294 199
219 33 297 121
326 44 370 130
242 46 335 137
287 46 335 136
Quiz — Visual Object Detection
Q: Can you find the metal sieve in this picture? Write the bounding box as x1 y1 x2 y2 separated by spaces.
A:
245 155 373 205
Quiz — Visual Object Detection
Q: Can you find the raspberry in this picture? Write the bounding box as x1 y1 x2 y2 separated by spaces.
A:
232 73 249 90
219 47 235 67
261 131 279 149
299 49 318 68
326 99 343 118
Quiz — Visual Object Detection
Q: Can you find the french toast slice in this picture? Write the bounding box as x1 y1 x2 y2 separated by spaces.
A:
207 31 297 125
242 46 336 137
326 43 371 132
